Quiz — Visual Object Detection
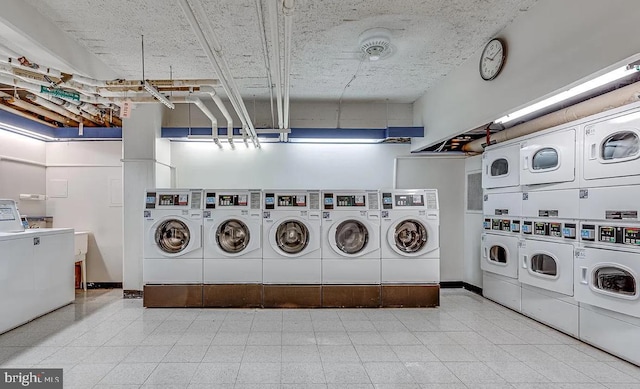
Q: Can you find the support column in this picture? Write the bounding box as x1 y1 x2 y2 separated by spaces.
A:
122 104 167 296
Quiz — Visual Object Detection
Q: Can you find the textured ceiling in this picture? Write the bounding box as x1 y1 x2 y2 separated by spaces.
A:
22 0 537 103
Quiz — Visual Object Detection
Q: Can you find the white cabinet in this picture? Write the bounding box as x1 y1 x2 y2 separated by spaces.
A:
0 229 74 334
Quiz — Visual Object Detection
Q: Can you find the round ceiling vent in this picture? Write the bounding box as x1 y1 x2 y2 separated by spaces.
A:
359 28 393 61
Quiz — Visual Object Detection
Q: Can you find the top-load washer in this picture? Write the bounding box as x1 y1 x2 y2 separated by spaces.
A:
262 190 322 284
321 190 381 284
380 189 439 284
519 126 578 190
482 141 521 191
143 189 203 284
203 190 262 283
581 102 640 188
0 199 24 233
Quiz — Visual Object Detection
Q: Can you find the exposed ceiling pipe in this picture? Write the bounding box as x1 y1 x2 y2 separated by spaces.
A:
255 0 276 130
184 95 219 140
36 93 103 124
24 94 96 126
266 0 284 136
462 81 640 153
0 90 78 126
282 0 295 142
0 56 63 79
201 85 233 145
178 0 260 147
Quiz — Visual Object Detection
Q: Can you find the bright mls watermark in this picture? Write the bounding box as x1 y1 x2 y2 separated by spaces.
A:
0 369 62 388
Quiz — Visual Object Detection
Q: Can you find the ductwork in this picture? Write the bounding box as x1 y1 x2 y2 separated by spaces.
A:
201 86 233 145
462 81 640 153
24 94 93 125
184 95 218 139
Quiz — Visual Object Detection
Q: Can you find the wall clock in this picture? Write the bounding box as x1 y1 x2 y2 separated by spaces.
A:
479 38 506 81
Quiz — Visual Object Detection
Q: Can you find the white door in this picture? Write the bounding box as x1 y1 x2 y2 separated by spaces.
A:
583 111 640 183
520 128 576 186
387 217 438 257
329 217 379 257
519 238 574 296
482 142 520 189
151 217 200 257
575 247 640 318
481 233 519 279
210 217 260 257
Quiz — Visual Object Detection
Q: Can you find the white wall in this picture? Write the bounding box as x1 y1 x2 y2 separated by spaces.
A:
394 155 466 282
412 0 640 150
464 155 483 288
0 130 46 216
172 142 411 189
46 141 123 283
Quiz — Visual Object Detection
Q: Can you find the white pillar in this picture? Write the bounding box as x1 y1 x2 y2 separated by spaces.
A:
122 103 169 295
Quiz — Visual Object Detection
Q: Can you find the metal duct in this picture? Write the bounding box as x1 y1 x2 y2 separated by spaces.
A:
462 82 640 153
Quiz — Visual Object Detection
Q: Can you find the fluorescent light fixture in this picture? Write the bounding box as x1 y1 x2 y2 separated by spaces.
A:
0 121 56 141
143 80 175 109
494 65 639 124
288 138 381 144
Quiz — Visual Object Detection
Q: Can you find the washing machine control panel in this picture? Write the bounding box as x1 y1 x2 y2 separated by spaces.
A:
596 225 640 246
264 193 307 210
511 220 521 233
562 223 576 239
523 220 574 239
581 224 596 241
522 221 533 235
483 218 491 230
147 191 201 209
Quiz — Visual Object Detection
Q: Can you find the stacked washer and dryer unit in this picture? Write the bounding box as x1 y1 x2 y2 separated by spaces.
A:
481 101 640 365
575 104 640 366
143 189 204 307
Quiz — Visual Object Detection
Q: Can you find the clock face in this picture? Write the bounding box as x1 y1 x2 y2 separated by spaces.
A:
479 39 505 81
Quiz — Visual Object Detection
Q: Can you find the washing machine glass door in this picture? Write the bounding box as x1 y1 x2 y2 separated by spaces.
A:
393 219 427 254
155 219 191 254
275 220 309 254
217 219 250 253
519 239 574 296
335 219 369 254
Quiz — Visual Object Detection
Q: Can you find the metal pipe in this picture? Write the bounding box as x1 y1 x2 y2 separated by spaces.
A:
255 0 276 130
185 95 218 138
462 82 640 152
201 86 234 142
24 94 94 125
282 0 295 141
267 0 284 132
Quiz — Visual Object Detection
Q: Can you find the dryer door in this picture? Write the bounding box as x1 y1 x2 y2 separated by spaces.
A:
387 218 437 257
272 219 310 256
216 219 251 254
518 239 574 296
583 111 640 182
481 233 518 278
575 247 640 318
482 143 520 189
153 218 193 257
520 128 575 186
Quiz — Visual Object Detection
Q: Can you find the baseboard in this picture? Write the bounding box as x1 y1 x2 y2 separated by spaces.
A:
439 281 482 295
85 282 123 289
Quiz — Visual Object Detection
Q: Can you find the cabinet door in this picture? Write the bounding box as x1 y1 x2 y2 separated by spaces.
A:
0 238 35 333
33 233 75 313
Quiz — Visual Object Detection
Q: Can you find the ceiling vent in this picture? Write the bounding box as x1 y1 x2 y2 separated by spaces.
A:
359 28 393 61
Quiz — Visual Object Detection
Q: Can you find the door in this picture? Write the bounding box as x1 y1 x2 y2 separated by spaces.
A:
519 238 574 296
576 247 639 318
520 128 576 186
387 217 437 257
269 218 314 257
152 217 199 257
212 217 260 257
481 233 519 279
583 111 640 182
482 142 520 189
328 217 379 257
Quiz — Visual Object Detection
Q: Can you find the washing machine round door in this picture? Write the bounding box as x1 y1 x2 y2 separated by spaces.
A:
275 220 309 254
335 219 369 254
393 219 427 254
217 219 250 253
155 219 191 254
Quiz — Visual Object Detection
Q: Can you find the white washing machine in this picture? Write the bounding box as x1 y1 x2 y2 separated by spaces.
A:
321 190 381 284
203 190 262 283
581 102 640 188
380 189 439 284
481 191 522 311
0 199 24 233
262 190 322 284
576 220 640 365
143 189 203 284
519 126 578 189
519 217 580 336
482 141 521 191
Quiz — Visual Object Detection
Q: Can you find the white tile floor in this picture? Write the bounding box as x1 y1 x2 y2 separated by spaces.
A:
1 288 639 389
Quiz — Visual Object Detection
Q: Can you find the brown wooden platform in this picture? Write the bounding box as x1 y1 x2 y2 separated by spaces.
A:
143 284 203 308
322 285 381 307
381 284 440 307
263 285 322 308
203 284 263 308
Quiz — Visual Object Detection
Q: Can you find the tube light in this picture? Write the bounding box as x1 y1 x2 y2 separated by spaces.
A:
288 138 382 144
494 65 640 125
143 81 175 109
0 121 56 141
